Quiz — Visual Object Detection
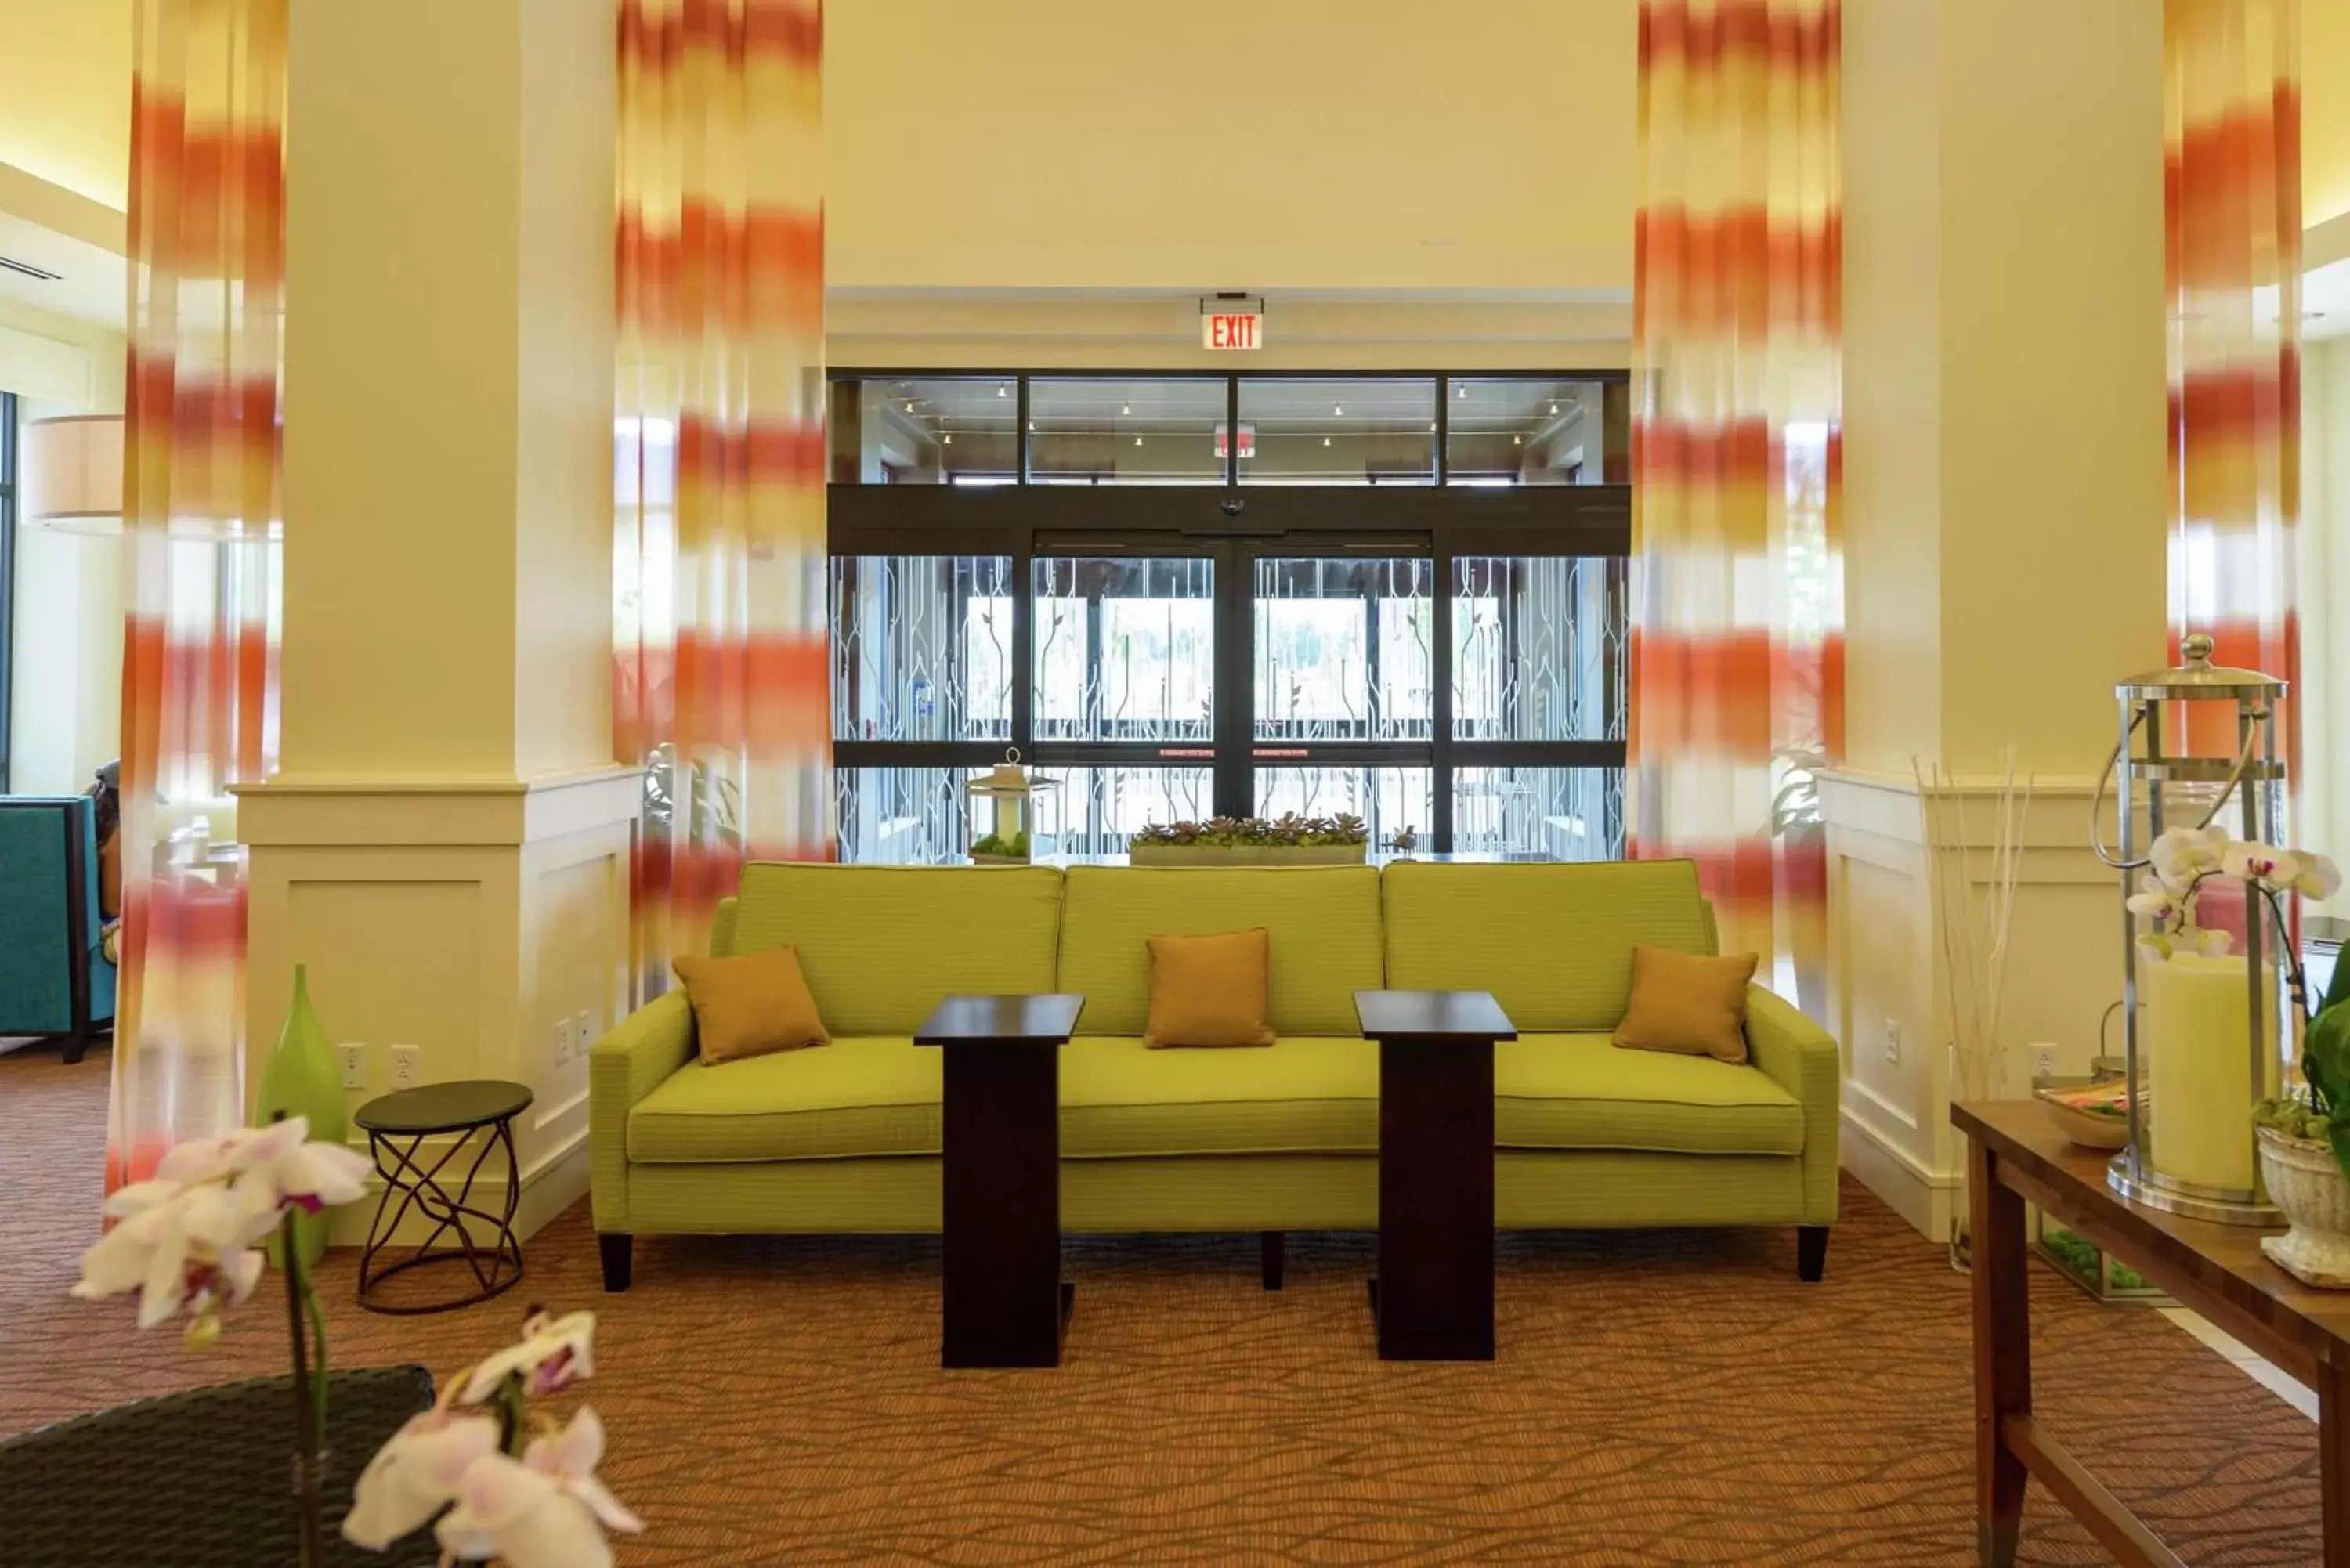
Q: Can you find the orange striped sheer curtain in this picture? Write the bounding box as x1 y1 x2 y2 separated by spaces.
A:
2166 0 2301 774
615 0 830 998
108 0 286 1193
1629 0 1842 1008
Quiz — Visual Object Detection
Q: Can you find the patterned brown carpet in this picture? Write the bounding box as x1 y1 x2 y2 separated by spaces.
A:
0 1041 2326 1565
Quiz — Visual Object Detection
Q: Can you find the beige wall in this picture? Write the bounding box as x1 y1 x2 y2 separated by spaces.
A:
828 0 1639 295
1833 0 2168 1239
2308 0 2350 230
0 0 130 209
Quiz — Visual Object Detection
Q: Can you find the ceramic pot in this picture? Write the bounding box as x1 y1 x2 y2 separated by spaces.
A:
254 964 349 1270
2255 1125 2350 1288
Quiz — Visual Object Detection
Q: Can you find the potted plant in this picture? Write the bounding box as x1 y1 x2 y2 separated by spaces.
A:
2258 944 2350 1288
1129 813 1370 866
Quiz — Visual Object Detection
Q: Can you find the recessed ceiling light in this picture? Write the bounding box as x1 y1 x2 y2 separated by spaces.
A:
944 433 954 445
1122 403 1131 416
1549 402 1559 415
997 385 1008 397
1333 404 1344 417
1456 385 1468 399
1513 435 1522 446
1323 436 1332 447
905 402 916 414
1134 435 1144 446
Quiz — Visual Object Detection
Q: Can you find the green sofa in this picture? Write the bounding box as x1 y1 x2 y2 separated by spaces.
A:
588 859 1841 1290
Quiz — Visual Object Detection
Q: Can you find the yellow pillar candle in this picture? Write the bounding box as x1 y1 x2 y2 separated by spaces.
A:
2142 951 2269 1192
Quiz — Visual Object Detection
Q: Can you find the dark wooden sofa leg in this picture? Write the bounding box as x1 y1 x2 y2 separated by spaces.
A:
1797 1226 1829 1283
60 1027 89 1066
1260 1230 1285 1291
599 1233 633 1292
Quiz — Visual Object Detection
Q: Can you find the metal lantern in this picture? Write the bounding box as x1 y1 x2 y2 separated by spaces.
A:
2092 633 2290 1225
967 748 1059 865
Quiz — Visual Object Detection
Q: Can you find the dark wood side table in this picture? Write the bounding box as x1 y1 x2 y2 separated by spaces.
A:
915 993 1084 1369
1954 1100 2350 1566
1355 988 1517 1361
354 1079 531 1316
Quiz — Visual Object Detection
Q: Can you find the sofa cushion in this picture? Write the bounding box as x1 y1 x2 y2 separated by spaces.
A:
1144 929 1275 1048
627 1029 1801 1164
629 1037 942 1163
1061 1035 1377 1155
726 864 1065 1035
1381 860 1716 1032
1497 1034 1804 1157
1058 865 1383 1037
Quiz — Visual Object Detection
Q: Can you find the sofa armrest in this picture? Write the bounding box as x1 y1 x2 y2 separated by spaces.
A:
1744 985 1841 1226
588 992 696 1233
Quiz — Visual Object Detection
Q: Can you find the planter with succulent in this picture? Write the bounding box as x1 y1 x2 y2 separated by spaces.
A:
71 1117 642 1566
1129 813 1371 866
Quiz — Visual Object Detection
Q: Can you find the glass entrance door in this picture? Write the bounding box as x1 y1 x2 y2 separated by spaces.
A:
1247 548 1436 848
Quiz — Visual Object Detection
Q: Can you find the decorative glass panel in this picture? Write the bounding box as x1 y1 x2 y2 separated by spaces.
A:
828 376 1018 485
1445 378 1625 486
1452 556 1625 741
835 768 971 864
1236 378 1437 486
1253 556 1434 741
830 555 1014 742
1029 378 1226 485
1033 767 1213 858
1032 556 1214 742
1452 767 1623 861
1255 766 1433 851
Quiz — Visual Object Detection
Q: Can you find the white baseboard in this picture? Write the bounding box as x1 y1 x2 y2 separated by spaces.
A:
1840 1106 1960 1241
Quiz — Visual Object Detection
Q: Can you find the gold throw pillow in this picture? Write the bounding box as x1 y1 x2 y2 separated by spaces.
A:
1612 945 1758 1064
1143 929 1276 1048
673 946 831 1066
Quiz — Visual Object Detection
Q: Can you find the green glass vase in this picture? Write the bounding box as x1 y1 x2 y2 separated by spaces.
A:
254 963 349 1271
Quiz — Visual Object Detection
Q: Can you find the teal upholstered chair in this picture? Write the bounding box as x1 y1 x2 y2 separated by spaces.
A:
0 796 116 1062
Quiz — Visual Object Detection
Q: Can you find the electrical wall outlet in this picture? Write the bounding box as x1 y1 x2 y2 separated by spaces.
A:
2031 1045 2059 1081
553 1018 572 1068
574 1009 596 1057
389 1044 421 1087
338 1043 368 1091
1882 1020 1902 1066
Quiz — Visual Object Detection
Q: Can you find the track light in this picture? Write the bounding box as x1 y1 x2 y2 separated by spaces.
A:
1456 385 1468 399
1135 435 1144 446
1122 403 1131 416
997 385 1008 398
1333 404 1343 417
944 433 954 445
1323 436 1332 447
1513 435 1521 446
1549 402 1559 415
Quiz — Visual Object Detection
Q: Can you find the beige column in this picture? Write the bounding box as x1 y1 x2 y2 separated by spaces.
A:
239 0 634 1241
1828 0 2170 1239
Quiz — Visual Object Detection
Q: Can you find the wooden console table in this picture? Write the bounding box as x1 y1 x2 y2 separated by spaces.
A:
916 993 1084 1369
1954 1100 2350 1566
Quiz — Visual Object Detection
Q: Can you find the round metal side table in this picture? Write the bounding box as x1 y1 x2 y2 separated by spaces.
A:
354 1079 532 1316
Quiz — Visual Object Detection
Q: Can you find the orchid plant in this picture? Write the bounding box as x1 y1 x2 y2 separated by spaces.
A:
2126 824 2339 976
345 1308 642 1568
71 1118 642 1567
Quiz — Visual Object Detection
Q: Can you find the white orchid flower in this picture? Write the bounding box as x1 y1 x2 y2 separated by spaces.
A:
2125 873 2183 928
224 1116 372 1219
74 1181 269 1331
435 1408 642 1568
2149 826 2229 888
461 1311 597 1403
342 1409 501 1551
2292 853 2343 902
2221 841 2301 890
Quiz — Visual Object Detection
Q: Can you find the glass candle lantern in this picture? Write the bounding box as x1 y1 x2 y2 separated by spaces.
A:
967 749 1058 864
2092 634 2291 1225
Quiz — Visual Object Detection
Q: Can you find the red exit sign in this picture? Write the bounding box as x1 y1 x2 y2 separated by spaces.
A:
1202 311 1263 350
